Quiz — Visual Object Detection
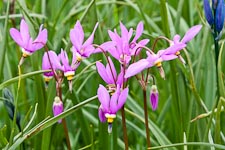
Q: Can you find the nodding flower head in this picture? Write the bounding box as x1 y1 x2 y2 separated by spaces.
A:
53 96 64 123
97 84 128 133
150 85 159 111
42 51 62 85
9 19 47 65
70 20 99 61
125 44 186 79
107 21 149 64
59 49 80 92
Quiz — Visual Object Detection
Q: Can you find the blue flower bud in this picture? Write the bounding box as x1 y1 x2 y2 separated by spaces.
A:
204 0 214 25
215 0 225 32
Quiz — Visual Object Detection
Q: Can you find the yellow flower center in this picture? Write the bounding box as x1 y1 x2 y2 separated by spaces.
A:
67 75 73 81
155 61 162 67
175 51 180 56
105 113 116 123
64 71 75 81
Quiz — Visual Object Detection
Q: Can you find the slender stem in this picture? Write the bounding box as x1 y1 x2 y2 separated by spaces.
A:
143 89 151 148
121 106 128 150
62 119 72 150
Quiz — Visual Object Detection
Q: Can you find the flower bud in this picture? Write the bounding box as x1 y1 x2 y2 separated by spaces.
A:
53 96 64 123
150 85 159 111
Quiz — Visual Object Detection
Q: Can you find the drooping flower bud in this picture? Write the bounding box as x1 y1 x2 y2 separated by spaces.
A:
150 85 159 111
53 96 64 123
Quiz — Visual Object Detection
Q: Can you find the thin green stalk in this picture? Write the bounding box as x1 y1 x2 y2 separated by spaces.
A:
143 90 151 148
8 66 22 147
121 106 128 150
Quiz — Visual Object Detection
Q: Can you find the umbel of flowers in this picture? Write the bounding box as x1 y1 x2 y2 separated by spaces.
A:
9 18 202 148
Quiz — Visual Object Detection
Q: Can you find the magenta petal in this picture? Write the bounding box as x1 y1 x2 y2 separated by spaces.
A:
132 21 144 42
70 21 84 51
117 69 124 86
98 105 106 122
32 25 48 50
162 43 186 55
9 28 24 47
96 61 111 84
161 54 178 61
107 46 120 60
116 87 129 112
181 25 202 44
131 39 149 55
60 49 71 72
128 28 133 41
120 22 129 41
97 85 110 110
106 57 117 83
125 59 149 78
83 22 99 49
94 41 116 53
173 35 181 44
110 85 120 113
20 19 30 45
52 97 64 123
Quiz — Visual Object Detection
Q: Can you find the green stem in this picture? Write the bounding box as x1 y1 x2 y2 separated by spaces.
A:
143 89 151 148
121 106 128 150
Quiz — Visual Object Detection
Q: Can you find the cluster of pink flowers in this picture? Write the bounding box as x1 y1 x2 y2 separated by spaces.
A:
10 18 202 130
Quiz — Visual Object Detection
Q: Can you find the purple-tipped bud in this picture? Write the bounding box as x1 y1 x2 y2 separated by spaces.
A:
53 96 64 123
150 85 159 111
215 0 225 32
204 0 214 25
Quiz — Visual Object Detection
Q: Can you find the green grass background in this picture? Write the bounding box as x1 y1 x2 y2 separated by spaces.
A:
0 0 225 149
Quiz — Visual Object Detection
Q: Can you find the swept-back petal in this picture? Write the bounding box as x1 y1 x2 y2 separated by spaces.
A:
83 22 99 49
9 28 24 47
120 22 129 42
131 39 149 56
128 28 133 41
98 105 106 122
110 85 120 114
132 21 143 42
96 61 111 84
125 59 149 78
70 21 84 51
97 85 110 110
94 41 116 53
106 57 117 83
116 87 128 112
20 19 30 45
173 35 181 44
32 25 48 50
181 25 202 43
60 49 71 72
162 43 186 55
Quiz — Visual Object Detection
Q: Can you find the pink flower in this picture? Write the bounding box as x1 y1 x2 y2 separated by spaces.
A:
125 43 186 79
107 22 149 64
170 25 202 64
42 50 62 83
70 21 98 61
97 84 128 133
10 19 47 65
59 49 80 92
